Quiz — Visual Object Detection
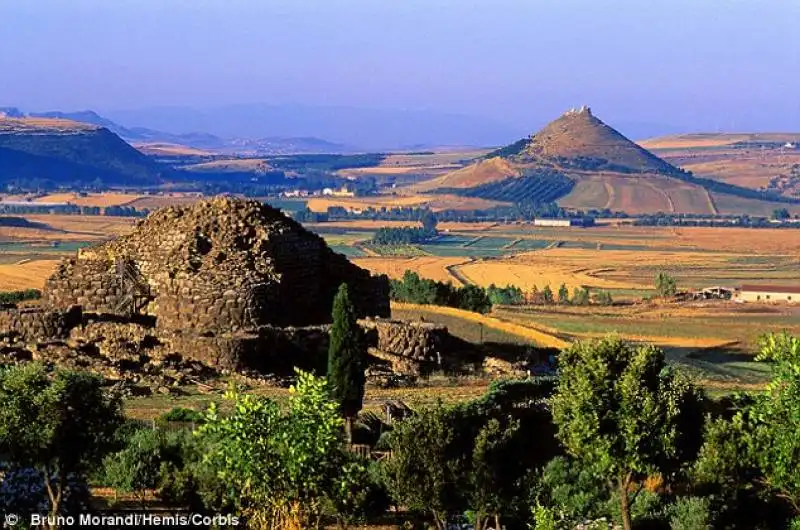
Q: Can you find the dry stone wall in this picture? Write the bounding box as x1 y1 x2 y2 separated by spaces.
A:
44 258 127 314
0 306 82 342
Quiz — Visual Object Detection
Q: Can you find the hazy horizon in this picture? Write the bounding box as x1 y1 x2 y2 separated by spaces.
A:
2 0 798 145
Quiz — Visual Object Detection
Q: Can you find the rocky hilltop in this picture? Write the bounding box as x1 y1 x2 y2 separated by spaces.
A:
509 106 680 175
418 107 800 214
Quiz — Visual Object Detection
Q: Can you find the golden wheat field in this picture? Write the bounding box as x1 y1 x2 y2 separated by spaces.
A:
391 302 569 349
352 256 469 284
0 259 59 290
455 247 800 293
33 192 144 207
474 224 800 254
25 215 137 237
125 194 204 210
133 142 216 156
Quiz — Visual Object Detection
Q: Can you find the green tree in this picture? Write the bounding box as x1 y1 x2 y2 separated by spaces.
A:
457 284 492 313
421 210 439 233
198 370 351 528
550 337 704 530
571 287 590 306
0 364 123 521
102 428 198 508
773 208 791 221
750 332 800 514
469 418 521 530
328 283 367 442
383 402 463 530
557 283 569 304
595 290 613 306
542 285 554 304
655 272 677 298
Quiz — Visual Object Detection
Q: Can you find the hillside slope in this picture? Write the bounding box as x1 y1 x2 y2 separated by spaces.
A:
513 106 679 175
0 117 163 187
419 107 800 214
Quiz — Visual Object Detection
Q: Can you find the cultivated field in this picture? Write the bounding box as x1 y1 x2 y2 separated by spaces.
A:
349 224 800 300
180 158 269 172
306 193 508 212
0 259 60 290
0 214 139 290
352 256 469 284
32 192 144 207
125 194 204 210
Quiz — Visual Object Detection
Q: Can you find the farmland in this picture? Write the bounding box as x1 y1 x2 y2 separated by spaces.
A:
0 207 797 396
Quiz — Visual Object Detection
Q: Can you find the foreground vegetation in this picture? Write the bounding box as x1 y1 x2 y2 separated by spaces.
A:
3 326 800 529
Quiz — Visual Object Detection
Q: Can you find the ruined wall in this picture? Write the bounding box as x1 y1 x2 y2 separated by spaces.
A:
159 319 449 375
0 306 82 342
361 319 449 364
43 258 127 314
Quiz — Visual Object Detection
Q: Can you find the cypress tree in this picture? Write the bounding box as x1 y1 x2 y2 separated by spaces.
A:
327 283 366 442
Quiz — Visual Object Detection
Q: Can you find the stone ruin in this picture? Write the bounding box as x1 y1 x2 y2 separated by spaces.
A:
44 196 390 329
0 197 464 393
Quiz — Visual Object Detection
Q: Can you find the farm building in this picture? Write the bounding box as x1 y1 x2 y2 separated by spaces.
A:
735 285 800 303
533 217 595 227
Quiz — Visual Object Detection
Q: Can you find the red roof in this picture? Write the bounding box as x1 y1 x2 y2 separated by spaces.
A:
739 285 800 294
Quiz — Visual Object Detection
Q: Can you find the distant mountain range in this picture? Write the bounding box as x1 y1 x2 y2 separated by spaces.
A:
103 103 524 151
23 110 351 155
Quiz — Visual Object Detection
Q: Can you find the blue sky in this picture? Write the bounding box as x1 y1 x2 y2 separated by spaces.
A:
1 0 798 137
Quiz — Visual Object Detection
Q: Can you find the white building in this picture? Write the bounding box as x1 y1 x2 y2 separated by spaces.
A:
533 218 595 228
734 285 800 303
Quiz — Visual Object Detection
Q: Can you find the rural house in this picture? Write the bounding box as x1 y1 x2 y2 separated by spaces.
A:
735 285 800 303
533 217 595 227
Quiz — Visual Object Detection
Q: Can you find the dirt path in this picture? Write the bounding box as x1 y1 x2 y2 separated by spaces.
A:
703 188 719 215
642 180 675 212
445 258 475 286
603 181 616 209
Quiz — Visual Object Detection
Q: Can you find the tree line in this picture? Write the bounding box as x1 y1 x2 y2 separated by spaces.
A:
0 203 150 217
390 271 614 311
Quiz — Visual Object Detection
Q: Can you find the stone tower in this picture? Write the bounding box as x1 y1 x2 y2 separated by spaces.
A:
43 197 390 333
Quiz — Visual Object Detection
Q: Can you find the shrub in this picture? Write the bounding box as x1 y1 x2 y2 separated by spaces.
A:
102 428 197 505
668 497 712 530
158 407 205 423
0 288 42 305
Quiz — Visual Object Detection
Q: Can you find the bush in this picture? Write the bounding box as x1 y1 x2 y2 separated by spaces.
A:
158 407 205 424
530 502 558 530
537 457 609 521
0 288 41 305
668 497 712 530
102 428 196 504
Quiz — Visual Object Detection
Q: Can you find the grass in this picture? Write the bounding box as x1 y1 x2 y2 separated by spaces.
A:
392 302 568 348
123 376 491 421
264 198 308 213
